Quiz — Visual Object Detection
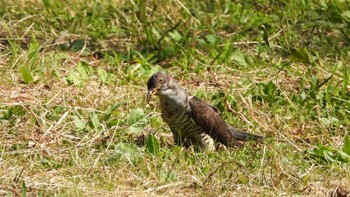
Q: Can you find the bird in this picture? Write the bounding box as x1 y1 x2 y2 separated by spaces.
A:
146 71 263 151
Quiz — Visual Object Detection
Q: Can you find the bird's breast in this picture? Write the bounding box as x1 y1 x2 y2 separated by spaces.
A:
160 104 185 122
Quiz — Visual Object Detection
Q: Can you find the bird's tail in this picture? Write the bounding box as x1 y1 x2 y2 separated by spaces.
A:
228 126 263 141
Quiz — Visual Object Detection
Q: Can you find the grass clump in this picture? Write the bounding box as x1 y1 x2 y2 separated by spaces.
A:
0 0 349 196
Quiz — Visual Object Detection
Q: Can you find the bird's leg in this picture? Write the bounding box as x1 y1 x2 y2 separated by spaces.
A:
172 132 187 147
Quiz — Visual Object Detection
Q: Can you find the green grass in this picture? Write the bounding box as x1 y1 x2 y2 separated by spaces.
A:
1 0 350 196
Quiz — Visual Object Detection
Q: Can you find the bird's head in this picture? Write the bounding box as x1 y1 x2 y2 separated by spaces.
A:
147 71 173 105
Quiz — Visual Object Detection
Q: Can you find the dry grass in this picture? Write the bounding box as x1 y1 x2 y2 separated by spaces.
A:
1 0 350 196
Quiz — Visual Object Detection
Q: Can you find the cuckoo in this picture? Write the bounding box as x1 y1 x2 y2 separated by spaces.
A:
147 71 263 151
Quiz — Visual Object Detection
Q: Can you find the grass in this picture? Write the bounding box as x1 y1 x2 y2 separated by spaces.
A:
0 0 350 196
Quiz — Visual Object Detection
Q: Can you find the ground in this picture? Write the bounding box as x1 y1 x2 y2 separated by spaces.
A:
0 0 350 196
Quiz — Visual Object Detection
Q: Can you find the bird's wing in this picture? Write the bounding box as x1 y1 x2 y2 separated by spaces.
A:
188 96 244 147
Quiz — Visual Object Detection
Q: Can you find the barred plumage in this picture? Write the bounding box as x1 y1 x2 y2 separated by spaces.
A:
147 72 263 151
160 99 215 150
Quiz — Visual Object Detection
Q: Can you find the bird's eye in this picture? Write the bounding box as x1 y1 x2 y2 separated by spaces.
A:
158 77 165 83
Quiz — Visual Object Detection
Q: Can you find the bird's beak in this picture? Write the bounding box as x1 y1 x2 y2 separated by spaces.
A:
147 86 160 105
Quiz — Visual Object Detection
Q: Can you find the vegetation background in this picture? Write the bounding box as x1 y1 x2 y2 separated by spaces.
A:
1 0 349 196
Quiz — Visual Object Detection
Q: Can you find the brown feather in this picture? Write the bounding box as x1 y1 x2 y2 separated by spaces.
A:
188 96 262 147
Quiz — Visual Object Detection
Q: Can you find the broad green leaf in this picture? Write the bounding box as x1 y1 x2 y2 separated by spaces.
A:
76 61 92 79
20 66 33 84
338 150 350 161
309 143 350 163
194 88 207 99
128 108 145 125
73 115 86 130
67 69 84 87
319 117 339 126
51 69 60 78
126 108 147 134
105 142 141 165
343 134 350 155
2 105 25 120
71 39 85 52
288 48 310 63
205 34 218 45
97 68 108 83
89 112 100 129
169 30 182 42
323 150 336 163
103 103 122 121
42 0 51 11
66 62 92 87
27 36 40 65
8 40 20 59
152 28 161 40
107 119 120 127
146 134 160 156
21 181 26 197
137 64 161 78
230 50 248 66
341 10 350 22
